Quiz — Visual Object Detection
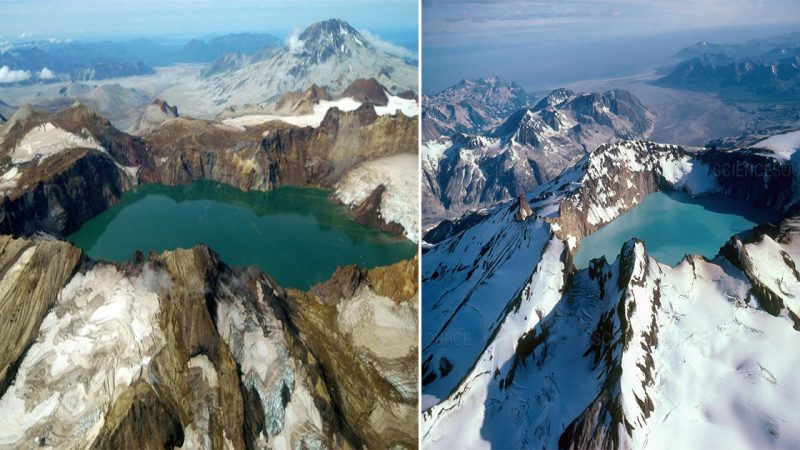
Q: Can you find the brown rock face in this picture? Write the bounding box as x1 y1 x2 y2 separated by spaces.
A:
273 84 332 115
146 104 416 193
284 257 419 449
342 78 390 106
347 184 406 235
0 239 420 448
514 194 534 221
0 149 133 237
0 236 82 394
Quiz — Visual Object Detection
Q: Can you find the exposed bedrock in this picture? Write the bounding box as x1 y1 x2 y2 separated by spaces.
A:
0 102 417 239
0 150 133 237
284 257 420 449
0 237 419 448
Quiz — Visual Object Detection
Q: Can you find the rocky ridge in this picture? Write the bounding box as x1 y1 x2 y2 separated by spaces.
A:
422 88 654 225
133 99 179 134
422 77 531 141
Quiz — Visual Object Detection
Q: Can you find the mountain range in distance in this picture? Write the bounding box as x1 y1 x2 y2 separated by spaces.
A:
0 33 282 84
0 20 416 89
655 32 800 101
422 77 653 226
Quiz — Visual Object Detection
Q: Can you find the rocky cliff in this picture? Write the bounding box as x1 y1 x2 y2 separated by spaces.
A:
0 98 417 239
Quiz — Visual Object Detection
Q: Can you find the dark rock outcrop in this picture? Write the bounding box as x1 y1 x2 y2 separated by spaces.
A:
0 149 133 237
342 78 389 106
514 194 533 221
347 184 405 235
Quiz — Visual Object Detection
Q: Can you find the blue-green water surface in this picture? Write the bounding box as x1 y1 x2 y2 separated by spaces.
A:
573 191 780 268
67 181 417 289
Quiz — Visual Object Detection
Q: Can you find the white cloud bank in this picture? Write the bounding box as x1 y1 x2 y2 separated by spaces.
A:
286 30 305 55
360 29 415 59
0 66 31 83
38 67 55 80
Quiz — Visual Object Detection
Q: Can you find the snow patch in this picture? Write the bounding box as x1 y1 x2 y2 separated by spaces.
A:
754 130 800 161
335 153 419 242
0 264 165 447
223 97 361 129
374 94 419 117
12 123 105 164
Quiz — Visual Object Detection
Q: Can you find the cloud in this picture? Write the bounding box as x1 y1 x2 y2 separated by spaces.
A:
17 32 32 39
0 65 31 83
422 0 800 47
286 30 305 55
38 67 55 80
360 29 415 59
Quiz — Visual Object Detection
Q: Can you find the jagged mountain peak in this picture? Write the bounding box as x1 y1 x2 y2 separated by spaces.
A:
422 87 654 223
533 88 575 110
293 18 368 64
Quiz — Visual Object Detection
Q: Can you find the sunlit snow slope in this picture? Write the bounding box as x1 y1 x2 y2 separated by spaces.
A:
422 138 800 449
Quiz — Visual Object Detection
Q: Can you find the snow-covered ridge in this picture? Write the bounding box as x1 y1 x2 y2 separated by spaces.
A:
422 137 800 448
11 122 105 164
223 92 418 129
753 129 800 161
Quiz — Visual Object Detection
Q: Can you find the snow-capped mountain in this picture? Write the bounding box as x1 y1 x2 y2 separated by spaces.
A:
200 19 417 109
421 137 800 449
422 77 531 141
422 88 653 225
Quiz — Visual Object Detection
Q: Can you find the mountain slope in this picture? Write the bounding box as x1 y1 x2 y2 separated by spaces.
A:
422 88 653 225
200 19 417 109
0 236 418 448
421 138 800 449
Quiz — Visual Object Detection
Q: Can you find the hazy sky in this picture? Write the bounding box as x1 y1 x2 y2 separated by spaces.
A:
423 0 800 93
0 0 418 41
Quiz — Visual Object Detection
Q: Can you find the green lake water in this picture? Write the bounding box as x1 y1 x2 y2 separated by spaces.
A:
67 181 417 290
573 191 781 268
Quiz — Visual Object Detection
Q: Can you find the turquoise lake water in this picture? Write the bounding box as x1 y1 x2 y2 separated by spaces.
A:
573 191 780 268
67 181 417 290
